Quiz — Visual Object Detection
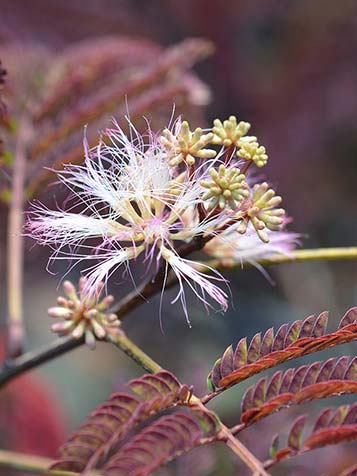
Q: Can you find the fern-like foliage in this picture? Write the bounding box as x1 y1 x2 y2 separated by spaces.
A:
241 356 357 425
102 410 219 476
208 308 357 390
266 404 357 467
51 370 195 472
0 37 212 199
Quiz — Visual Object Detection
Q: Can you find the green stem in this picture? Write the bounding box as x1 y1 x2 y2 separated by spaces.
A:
114 246 357 321
208 246 357 269
106 330 162 374
258 246 357 265
0 449 77 475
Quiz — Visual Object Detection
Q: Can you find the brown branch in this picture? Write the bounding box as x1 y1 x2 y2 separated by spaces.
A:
218 427 270 476
6 116 29 357
0 336 83 389
114 234 211 319
189 395 269 476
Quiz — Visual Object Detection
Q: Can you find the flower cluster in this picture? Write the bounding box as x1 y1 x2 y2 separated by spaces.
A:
29 115 297 326
48 278 120 348
201 164 249 210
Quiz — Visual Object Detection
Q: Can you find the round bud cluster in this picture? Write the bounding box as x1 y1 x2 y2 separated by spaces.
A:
237 137 268 168
238 183 285 243
201 164 249 210
48 278 120 349
212 116 251 147
160 120 216 166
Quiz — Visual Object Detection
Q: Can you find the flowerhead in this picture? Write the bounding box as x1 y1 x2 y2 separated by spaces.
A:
29 116 298 322
48 278 120 348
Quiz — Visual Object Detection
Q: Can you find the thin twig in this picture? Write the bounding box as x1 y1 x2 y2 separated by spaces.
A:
106 330 163 374
0 336 83 389
0 445 158 476
1 246 356 387
0 449 77 475
207 246 357 269
189 394 269 476
114 246 357 321
6 116 28 357
114 235 208 319
219 428 270 476
0 329 162 389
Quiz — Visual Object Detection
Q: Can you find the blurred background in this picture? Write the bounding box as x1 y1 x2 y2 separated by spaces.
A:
0 1 356 474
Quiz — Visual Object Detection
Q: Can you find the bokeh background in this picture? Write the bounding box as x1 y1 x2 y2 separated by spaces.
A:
0 1 356 474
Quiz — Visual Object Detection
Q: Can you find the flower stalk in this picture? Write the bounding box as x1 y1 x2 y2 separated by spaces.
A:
207 246 357 269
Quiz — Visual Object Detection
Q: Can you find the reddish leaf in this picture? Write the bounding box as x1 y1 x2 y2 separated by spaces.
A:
252 377 267 407
233 337 248 368
301 361 321 387
51 370 192 472
289 365 308 394
265 370 283 400
240 357 357 426
344 404 357 424
312 311 329 336
140 375 172 394
210 358 223 388
344 357 357 380
330 356 350 380
260 327 274 356
272 323 288 351
299 315 316 337
220 344 234 376
279 368 295 394
208 308 357 390
287 415 306 451
285 320 301 346
269 434 279 459
241 386 254 413
303 425 357 450
102 411 218 476
241 394 293 425
155 370 181 393
329 405 351 427
313 408 334 433
339 308 357 328
316 357 336 382
295 381 357 403
247 333 261 363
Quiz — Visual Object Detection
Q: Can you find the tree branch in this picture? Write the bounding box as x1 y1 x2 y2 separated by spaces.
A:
0 329 162 389
114 246 357 321
2 246 356 388
0 336 83 389
6 116 28 357
218 427 270 476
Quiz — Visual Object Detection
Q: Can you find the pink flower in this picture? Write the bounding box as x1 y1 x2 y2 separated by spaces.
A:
28 116 299 321
28 120 229 317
